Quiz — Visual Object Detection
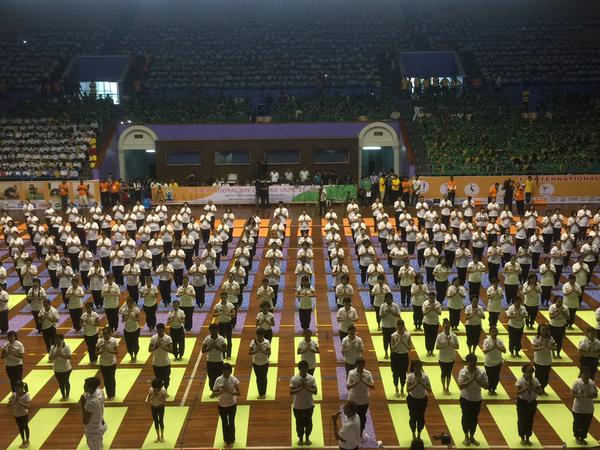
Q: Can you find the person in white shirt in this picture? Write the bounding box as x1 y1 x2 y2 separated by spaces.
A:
96 327 118 400
66 278 85 332
26 278 46 334
571 366 598 445
531 323 555 394
39 299 59 352
406 360 431 440
436 319 460 395
249 328 271 399
120 296 140 362
371 275 391 329
213 363 240 449
140 276 159 331
123 258 141 304
176 277 196 332
503 256 522 304
522 273 542 329
81 302 100 364
411 274 428 330
297 276 315 332
467 255 486 298
337 297 358 341
464 296 485 354
290 360 318 446
8 379 30 448
346 358 374 438
507 296 528 357
81 376 107 450
457 353 488 447
88 260 105 310
341 325 364 374
1 331 25 393
156 257 174 306
256 301 275 342
482 326 505 396
578 327 600 381
149 323 173 392
447 277 466 331
332 401 361 450
563 274 583 329
515 363 543 446
390 319 411 396
213 293 235 359
49 334 72 400
422 293 442 356
297 329 320 376
203 323 227 389
147 378 167 444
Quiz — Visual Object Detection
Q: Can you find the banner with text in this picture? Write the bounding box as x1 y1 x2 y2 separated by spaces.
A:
153 184 357 205
420 174 600 204
0 180 100 210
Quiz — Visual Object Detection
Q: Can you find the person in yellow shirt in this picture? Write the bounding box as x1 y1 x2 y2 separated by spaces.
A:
524 176 535 204
390 175 401 204
379 175 386 202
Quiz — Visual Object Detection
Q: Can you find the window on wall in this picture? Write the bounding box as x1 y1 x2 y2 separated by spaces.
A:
165 151 202 166
266 150 300 164
215 151 251 165
314 148 349 164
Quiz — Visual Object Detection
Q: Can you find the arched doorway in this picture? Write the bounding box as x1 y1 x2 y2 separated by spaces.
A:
117 126 158 181
358 122 403 181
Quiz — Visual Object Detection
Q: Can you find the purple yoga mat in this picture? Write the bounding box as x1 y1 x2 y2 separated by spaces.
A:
333 336 344 363
335 366 379 448
233 312 247 335
26 313 70 336
8 314 33 332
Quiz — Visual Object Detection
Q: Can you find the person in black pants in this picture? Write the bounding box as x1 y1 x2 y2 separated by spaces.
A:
346 358 374 438
204 323 226 390
458 354 488 447
81 302 99 364
290 360 317 446
515 363 543 446
9 380 30 448
149 324 173 393
213 363 240 448
390 320 410 397
168 301 186 361
249 328 271 399
97 327 118 400
214 293 235 359
406 360 431 440
1 331 24 393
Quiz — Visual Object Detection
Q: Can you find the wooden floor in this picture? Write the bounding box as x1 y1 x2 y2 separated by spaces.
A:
1 203 599 449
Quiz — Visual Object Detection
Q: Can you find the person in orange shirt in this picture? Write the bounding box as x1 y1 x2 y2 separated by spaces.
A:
111 179 122 206
77 181 89 208
447 176 457 205
58 179 70 211
515 184 526 217
99 179 110 208
488 183 499 203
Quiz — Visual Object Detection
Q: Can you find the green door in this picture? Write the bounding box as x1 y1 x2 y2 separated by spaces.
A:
361 146 394 177
124 150 156 181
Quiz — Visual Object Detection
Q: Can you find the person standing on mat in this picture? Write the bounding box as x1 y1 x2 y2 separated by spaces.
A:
81 302 99 364
26 278 45 334
290 360 318 446
341 325 364 375
332 401 361 450
49 334 72 400
337 297 358 342
411 274 428 331
515 363 543 446
96 327 118 401
80 376 107 450
256 301 275 342
168 300 186 361
176 276 196 332
297 329 319 376
149 323 173 394
8 380 30 449
204 323 227 391
102 273 120 332
531 323 555 396
436 319 459 395
482 326 505 396
464 296 485 354
249 328 271 399
571 366 598 446
447 277 466 331
0 285 8 335
141 276 159 332
146 378 167 443
390 319 411 397
380 293 401 359
503 256 522 305
522 274 541 329
347 358 374 439
1 331 25 393
422 292 441 357
297 275 315 332
213 292 235 359
548 295 569 359
406 359 431 440
66 277 85 332
213 363 240 449
506 296 527 358
563 274 582 329
577 328 600 380
458 353 488 447
39 299 59 352
120 296 140 362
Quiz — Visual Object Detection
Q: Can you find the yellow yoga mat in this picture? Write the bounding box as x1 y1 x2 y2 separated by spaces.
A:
388 404 433 447
172 337 197 366
290 404 324 448
508 366 560 401
426 365 460 400
37 338 84 366
105 368 142 403
246 366 278 400
552 365 581 389
380 366 406 401
294 337 321 364
141 406 190 449
78 338 121 366
365 311 381 334
167 367 187 401
76 407 128 450
50 369 99 403
538 403 599 448
540 311 583 334
8 294 26 310
439 404 490 448
411 334 470 363
481 320 509 335
487 404 543 448
577 310 596 329
7 407 68 450
213 404 250 449
1 369 53 403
